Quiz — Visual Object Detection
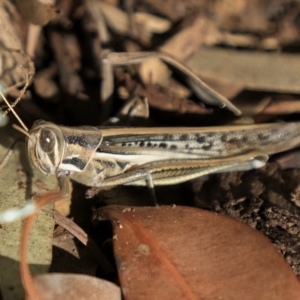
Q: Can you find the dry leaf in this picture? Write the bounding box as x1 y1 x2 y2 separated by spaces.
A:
97 205 300 300
15 0 58 26
85 0 111 43
258 99 300 115
0 3 30 89
275 149 300 170
98 2 134 36
134 12 171 34
196 73 244 100
160 15 206 61
139 57 171 84
98 2 170 42
29 273 121 300
140 0 187 21
188 48 300 94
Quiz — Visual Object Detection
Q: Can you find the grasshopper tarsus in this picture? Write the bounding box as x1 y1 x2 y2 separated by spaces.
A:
58 176 70 199
145 171 158 206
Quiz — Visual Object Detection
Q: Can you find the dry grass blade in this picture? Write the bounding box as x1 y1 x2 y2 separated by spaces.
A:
53 210 114 275
103 51 157 65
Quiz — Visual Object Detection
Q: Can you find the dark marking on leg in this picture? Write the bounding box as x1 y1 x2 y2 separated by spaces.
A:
101 160 116 169
202 142 212 150
196 136 206 144
221 135 227 142
117 161 128 170
242 135 248 142
180 134 189 141
258 133 270 141
159 143 168 149
227 138 242 148
165 134 174 141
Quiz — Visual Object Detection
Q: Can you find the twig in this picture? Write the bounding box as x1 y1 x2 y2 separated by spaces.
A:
53 210 114 275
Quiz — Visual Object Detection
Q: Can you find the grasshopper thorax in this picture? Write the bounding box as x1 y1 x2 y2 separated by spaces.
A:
27 120 65 175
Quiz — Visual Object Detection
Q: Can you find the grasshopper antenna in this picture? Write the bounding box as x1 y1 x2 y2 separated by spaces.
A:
12 123 32 139
0 89 28 132
0 88 33 140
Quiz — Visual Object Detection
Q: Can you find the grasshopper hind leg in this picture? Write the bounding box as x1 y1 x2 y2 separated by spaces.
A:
147 152 268 186
85 151 268 201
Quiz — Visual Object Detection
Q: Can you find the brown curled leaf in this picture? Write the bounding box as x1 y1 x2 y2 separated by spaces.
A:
97 205 300 300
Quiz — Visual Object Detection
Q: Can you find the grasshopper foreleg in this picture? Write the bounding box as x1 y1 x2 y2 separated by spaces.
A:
85 168 158 203
57 175 70 198
84 167 150 198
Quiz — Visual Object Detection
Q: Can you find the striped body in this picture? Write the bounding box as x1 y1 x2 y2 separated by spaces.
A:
27 121 300 188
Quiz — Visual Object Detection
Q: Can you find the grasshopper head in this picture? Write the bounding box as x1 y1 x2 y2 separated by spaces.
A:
27 120 65 175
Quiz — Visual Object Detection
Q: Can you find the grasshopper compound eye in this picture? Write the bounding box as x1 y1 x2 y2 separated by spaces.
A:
40 129 56 153
26 121 65 175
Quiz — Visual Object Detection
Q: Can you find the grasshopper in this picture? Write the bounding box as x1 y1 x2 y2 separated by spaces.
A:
25 120 300 198
2 90 300 208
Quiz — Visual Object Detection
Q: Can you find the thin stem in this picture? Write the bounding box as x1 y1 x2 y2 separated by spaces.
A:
20 191 63 300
